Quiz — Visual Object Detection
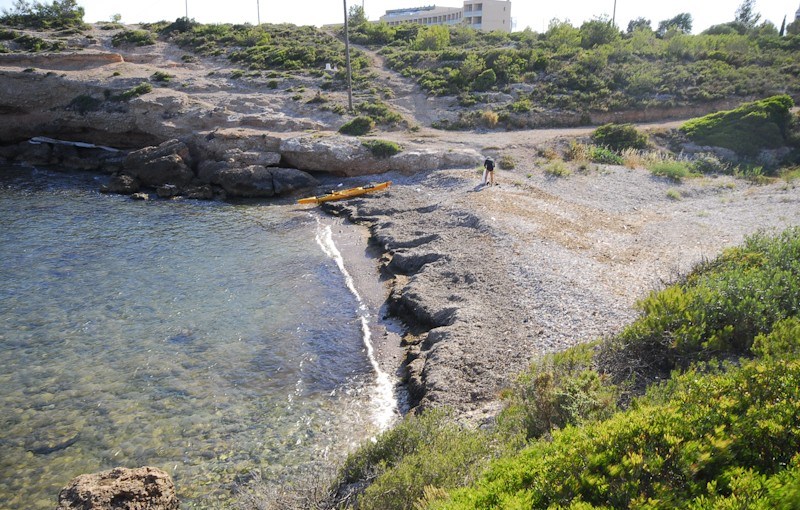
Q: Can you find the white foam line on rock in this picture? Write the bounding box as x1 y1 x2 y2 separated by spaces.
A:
315 219 397 431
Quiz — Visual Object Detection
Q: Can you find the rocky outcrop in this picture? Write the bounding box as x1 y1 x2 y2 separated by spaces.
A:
57 466 179 510
279 135 483 175
0 139 125 172
123 139 194 187
198 160 318 198
0 51 124 70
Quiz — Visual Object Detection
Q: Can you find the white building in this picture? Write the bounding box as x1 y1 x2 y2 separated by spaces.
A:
379 0 512 32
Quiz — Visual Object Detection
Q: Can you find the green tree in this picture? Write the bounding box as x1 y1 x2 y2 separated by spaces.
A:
459 52 485 82
1 0 85 29
413 24 449 51
656 12 693 37
544 19 581 50
348 4 367 26
579 16 620 48
626 17 652 34
735 0 761 29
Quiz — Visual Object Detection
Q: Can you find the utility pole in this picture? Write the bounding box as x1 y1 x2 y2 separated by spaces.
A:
185 0 188 19
611 0 617 27
257 0 261 24
343 0 353 112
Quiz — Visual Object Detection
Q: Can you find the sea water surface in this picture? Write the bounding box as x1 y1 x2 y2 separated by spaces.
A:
0 167 398 508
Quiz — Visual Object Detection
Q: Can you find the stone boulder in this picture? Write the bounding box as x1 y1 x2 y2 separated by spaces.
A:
279 135 483 176
123 139 194 187
56 466 179 510
101 174 140 195
198 161 317 197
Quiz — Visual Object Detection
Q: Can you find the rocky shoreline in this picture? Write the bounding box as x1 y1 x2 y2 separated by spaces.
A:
319 165 800 423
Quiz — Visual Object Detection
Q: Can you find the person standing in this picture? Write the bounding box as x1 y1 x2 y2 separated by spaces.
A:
483 157 495 186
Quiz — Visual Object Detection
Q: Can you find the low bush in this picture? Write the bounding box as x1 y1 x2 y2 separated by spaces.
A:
591 123 648 152
339 409 495 510
150 71 173 82
649 160 694 181
690 152 730 174
10 33 65 52
111 29 155 47
362 139 401 158
544 160 572 177
499 343 618 441
499 154 515 170
680 95 795 157
339 116 374 136
589 146 624 165
356 100 403 125
114 82 153 101
481 110 499 128
436 356 800 509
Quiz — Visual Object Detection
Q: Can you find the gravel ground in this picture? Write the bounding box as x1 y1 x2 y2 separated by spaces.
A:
327 163 800 423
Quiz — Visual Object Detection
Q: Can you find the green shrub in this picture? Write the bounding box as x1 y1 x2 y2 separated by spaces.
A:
589 145 624 165
339 116 374 136
680 95 795 157
591 123 648 152
690 152 731 174
340 410 494 510
150 71 173 82
598 227 800 385
544 160 572 177
499 344 618 441
306 92 328 104
356 100 403 125
508 98 532 113
160 16 199 34
0 0 85 30
473 68 496 91
111 29 155 47
650 160 693 180
436 356 800 509
115 82 153 101
362 139 402 158
8 33 65 52
499 154 515 170
752 317 800 359
666 188 682 200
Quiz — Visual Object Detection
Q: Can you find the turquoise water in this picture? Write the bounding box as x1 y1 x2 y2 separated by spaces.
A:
0 167 395 508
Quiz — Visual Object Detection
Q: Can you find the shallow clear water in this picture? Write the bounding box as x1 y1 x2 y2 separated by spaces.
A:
0 167 393 508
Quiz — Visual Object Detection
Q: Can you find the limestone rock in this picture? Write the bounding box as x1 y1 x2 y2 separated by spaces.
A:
101 174 140 195
280 135 483 176
124 139 194 187
202 163 318 198
156 184 180 198
56 466 179 510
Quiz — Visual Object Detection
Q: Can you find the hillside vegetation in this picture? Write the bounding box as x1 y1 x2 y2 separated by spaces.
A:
328 227 800 510
349 13 800 130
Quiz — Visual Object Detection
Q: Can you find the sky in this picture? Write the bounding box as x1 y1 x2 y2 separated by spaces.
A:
0 0 797 34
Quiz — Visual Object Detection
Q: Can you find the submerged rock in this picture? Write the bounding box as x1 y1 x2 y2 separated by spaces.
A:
101 174 140 195
57 466 179 510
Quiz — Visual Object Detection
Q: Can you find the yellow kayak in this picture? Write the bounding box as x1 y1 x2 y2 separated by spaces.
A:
298 181 392 205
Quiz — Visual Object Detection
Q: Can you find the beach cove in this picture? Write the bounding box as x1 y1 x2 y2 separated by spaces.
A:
0 166 404 508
